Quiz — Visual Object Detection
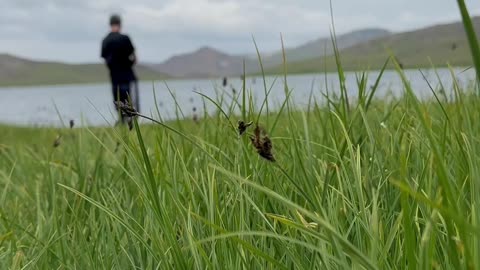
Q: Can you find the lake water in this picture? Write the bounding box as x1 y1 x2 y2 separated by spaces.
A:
0 68 476 127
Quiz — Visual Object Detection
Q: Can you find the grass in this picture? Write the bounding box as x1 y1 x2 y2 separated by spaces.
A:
1 67 480 269
1 3 480 269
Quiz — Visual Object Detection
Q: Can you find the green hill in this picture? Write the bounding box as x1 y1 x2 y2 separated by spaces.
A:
0 54 168 87
257 28 391 68
265 17 480 74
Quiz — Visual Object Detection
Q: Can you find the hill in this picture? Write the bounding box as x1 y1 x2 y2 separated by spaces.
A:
0 54 168 87
258 28 391 68
265 17 480 74
151 46 252 78
150 29 391 78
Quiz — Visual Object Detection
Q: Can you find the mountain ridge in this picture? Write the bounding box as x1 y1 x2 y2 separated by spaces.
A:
151 46 248 77
264 16 480 74
148 28 392 77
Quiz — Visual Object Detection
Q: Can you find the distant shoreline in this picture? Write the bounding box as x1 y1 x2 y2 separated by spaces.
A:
0 65 472 88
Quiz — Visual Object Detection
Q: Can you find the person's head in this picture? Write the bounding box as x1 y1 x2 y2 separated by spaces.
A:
109 14 122 32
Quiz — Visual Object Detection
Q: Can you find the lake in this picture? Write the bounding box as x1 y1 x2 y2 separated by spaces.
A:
0 68 476 127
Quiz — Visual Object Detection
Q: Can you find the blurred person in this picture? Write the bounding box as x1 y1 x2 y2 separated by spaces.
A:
101 14 140 126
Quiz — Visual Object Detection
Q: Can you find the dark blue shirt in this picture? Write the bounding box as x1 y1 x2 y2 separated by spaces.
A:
101 32 137 84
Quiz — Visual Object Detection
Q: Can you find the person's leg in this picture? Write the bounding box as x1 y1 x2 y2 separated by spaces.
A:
112 83 132 124
118 83 132 124
123 81 139 130
112 83 120 107
129 80 140 114
112 83 123 125
120 83 137 130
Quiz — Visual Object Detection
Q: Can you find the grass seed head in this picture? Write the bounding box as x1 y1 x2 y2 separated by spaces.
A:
250 125 275 162
238 120 253 135
258 136 275 162
115 101 138 117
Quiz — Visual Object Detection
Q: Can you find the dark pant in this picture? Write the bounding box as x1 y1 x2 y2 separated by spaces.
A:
112 80 140 122
112 81 139 108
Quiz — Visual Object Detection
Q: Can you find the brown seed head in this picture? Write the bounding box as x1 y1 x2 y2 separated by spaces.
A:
238 120 252 135
115 101 138 117
258 136 275 162
250 125 275 162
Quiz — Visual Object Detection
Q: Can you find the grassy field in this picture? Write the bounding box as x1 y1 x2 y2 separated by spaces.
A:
1 61 480 269
2 2 480 269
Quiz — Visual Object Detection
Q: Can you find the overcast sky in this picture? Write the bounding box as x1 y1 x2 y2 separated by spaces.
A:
1 0 480 63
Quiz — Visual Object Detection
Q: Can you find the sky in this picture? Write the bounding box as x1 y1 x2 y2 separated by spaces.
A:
1 0 480 64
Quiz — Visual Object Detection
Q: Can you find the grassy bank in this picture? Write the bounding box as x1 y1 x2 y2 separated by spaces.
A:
263 55 472 76
0 55 168 87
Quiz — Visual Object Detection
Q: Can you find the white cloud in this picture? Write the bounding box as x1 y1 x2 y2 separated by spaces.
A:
0 0 479 62
126 0 247 33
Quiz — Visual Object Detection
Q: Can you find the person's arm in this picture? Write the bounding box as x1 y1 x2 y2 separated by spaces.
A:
126 36 136 66
101 39 107 59
101 39 111 65
129 52 137 65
